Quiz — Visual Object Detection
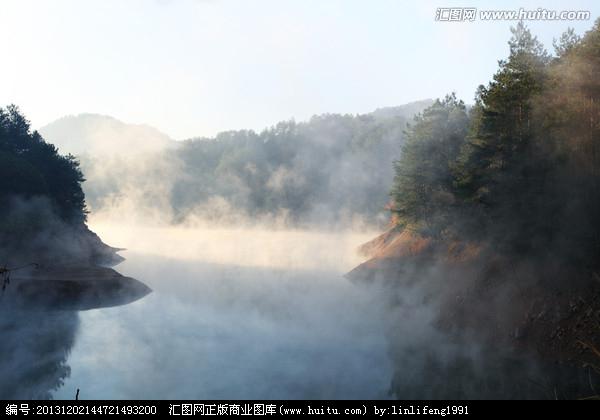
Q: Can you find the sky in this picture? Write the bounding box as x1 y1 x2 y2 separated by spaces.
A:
1 0 599 139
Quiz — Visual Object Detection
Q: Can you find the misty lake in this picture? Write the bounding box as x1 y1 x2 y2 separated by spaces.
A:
48 225 393 399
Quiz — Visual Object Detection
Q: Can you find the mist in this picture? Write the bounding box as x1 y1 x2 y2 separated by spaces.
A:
0 308 78 399
50 224 393 399
3 4 600 403
22 77 600 400
39 101 433 231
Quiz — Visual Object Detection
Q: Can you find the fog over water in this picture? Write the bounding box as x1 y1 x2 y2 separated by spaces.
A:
52 221 392 399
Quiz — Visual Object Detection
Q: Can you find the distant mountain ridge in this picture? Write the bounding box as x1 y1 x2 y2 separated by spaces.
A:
39 114 175 157
40 99 434 154
39 100 434 227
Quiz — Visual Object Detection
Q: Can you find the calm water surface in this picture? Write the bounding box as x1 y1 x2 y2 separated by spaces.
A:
49 225 393 399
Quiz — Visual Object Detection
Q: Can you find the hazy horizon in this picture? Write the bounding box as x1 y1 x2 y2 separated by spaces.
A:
2 1 600 402
37 98 432 142
2 0 599 139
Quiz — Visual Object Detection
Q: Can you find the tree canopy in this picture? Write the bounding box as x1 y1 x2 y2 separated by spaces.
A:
0 105 87 224
390 19 600 266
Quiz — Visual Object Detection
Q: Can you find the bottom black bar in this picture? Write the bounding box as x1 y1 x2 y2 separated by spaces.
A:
0 400 595 418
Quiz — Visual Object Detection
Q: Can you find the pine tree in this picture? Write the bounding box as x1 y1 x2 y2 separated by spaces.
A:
390 93 469 238
454 22 550 248
0 105 87 223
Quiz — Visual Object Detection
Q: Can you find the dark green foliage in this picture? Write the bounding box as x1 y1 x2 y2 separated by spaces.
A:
0 105 87 224
0 152 48 197
390 94 469 237
169 111 413 225
453 21 551 249
553 27 581 57
390 20 600 267
533 19 600 265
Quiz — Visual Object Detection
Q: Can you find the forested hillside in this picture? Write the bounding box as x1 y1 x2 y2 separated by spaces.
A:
0 105 86 223
390 21 600 268
169 103 429 227
350 20 600 399
42 100 432 228
0 106 116 264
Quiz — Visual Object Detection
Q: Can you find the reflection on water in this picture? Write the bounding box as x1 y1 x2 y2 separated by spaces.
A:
0 308 78 399
2 225 391 400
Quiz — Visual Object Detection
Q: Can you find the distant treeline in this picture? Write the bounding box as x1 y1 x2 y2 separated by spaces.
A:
67 101 431 228
168 107 423 226
391 20 600 266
